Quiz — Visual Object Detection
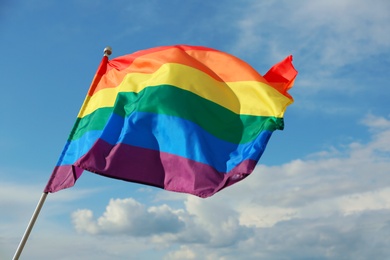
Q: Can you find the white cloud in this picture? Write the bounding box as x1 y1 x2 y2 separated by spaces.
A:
233 0 390 68
72 198 185 236
163 246 196 260
177 196 253 248
72 196 253 248
362 114 390 129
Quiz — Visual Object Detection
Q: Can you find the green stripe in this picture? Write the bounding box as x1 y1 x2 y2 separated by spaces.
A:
71 85 284 144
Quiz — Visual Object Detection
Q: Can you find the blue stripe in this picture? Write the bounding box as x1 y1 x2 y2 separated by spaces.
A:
58 112 273 172
56 130 101 167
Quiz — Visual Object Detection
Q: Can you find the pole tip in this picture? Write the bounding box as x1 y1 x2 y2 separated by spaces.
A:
103 46 112 57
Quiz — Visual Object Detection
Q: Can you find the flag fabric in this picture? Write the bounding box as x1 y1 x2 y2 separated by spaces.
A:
44 45 297 198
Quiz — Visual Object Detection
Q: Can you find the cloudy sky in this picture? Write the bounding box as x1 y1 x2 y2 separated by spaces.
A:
1 0 390 259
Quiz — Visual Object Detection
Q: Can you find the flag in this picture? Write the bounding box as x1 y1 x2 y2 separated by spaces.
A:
44 45 297 198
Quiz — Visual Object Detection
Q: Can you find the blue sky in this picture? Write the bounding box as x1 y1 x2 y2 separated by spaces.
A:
1 0 390 259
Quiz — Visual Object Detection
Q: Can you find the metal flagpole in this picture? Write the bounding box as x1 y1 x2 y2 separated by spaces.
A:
13 192 48 260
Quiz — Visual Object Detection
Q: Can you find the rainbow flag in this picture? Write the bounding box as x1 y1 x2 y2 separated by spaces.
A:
44 45 297 198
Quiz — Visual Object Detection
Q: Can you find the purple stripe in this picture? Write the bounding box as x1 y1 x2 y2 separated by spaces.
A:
76 138 165 188
44 165 83 193
70 139 257 198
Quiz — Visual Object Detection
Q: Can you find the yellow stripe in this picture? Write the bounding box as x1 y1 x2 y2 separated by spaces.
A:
78 63 293 118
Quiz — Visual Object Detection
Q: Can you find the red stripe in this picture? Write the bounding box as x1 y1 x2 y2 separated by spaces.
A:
264 55 297 99
105 45 216 73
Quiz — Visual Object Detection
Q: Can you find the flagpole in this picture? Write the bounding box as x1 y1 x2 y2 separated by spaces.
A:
13 192 48 260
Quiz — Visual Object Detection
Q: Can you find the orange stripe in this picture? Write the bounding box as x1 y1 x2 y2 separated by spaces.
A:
90 46 269 96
